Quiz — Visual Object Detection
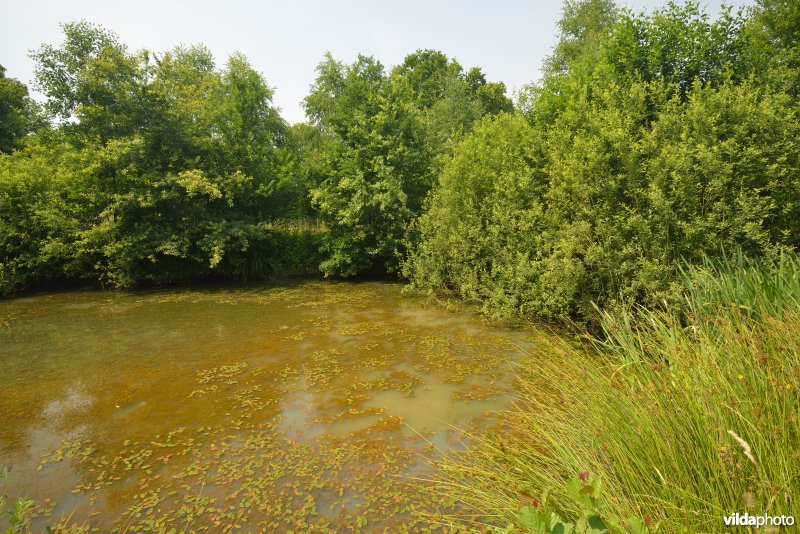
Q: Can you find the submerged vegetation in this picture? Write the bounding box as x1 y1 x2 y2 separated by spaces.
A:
0 282 532 532
1 0 799 532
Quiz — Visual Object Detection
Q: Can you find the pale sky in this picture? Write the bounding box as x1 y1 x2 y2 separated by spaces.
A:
1 0 755 124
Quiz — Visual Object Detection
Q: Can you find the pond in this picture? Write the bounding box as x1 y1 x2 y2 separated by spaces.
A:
0 281 534 532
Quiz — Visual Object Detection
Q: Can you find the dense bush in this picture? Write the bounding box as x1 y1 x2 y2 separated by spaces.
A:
1 23 312 293
407 0 800 321
404 113 547 317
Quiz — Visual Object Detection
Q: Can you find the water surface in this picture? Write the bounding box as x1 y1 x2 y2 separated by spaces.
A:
0 281 531 532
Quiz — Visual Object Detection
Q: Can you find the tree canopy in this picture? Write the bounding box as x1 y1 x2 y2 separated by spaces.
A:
0 65 42 153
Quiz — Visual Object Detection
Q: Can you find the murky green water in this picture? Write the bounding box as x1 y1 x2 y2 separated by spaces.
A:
0 281 532 532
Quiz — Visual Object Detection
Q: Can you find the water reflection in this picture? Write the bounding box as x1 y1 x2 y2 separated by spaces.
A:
0 281 532 531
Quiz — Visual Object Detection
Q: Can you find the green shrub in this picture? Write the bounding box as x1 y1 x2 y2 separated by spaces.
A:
408 1 800 323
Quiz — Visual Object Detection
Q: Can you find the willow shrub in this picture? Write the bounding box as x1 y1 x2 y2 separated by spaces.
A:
434 254 800 532
407 79 800 322
404 113 546 318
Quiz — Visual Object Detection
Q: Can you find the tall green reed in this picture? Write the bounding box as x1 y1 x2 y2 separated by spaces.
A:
435 253 800 532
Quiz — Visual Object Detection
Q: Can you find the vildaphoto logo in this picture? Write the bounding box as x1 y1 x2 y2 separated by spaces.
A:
723 512 795 528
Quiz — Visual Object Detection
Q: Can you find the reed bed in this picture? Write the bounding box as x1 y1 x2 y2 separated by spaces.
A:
436 253 800 532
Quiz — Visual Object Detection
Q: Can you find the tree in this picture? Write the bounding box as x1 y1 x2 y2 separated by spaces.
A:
544 0 618 76
409 0 800 321
743 0 800 95
304 50 512 277
605 2 746 97
2 22 307 294
304 54 420 275
0 66 42 153
31 20 130 124
406 113 546 316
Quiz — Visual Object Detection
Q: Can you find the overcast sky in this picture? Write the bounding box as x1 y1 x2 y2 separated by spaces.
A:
1 0 755 124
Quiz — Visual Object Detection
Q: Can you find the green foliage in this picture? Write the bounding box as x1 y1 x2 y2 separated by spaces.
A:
743 0 800 96
405 113 546 317
0 66 43 153
605 2 746 96
409 0 800 322
1 22 314 294
511 474 642 534
4 0 800 321
5 28 515 291
1 466 35 533
436 254 800 532
304 50 511 277
544 0 618 76
303 54 420 275
0 140 89 290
